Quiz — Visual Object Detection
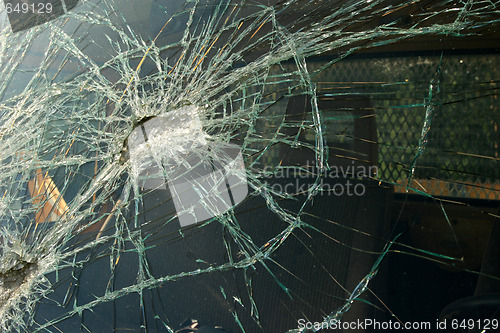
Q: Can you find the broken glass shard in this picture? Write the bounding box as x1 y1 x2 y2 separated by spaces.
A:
127 105 247 227
0 0 498 332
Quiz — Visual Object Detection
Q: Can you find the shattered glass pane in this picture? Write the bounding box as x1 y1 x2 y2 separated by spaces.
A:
0 0 499 332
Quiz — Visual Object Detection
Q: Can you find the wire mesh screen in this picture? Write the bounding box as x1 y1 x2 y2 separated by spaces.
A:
309 54 500 200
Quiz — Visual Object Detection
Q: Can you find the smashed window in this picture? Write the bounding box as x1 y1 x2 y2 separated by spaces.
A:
0 0 499 332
